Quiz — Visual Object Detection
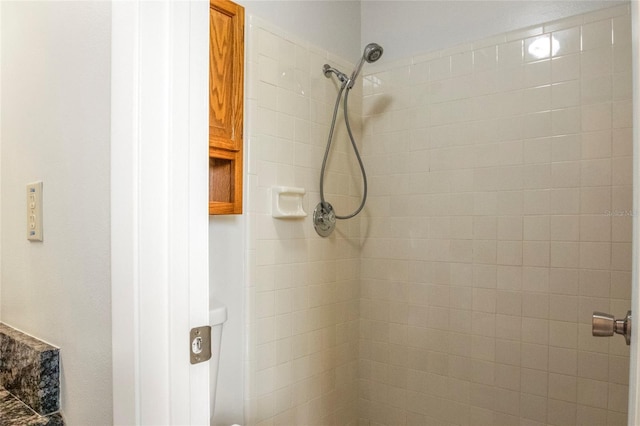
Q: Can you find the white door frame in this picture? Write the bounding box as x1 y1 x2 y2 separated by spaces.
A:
111 0 210 424
630 0 640 422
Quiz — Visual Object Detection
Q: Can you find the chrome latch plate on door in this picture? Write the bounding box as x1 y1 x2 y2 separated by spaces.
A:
190 326 212 364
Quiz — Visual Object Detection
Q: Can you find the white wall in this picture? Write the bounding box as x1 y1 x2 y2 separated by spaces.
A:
0 2 112 424
240 0 361 60
362 0 628 61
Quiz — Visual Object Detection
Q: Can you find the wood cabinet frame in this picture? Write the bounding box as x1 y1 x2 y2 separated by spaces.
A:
209 0 244 214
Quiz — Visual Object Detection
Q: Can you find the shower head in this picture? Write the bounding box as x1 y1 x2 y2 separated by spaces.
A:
322 43 384 89
348 42 384 89
363 43 384 63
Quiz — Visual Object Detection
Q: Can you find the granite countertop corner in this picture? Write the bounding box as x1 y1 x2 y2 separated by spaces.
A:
0 389 64 426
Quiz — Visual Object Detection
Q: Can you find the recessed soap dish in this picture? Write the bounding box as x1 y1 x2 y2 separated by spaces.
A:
272 186 307 219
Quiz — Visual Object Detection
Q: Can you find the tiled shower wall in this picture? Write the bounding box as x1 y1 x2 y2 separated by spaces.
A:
244 16 362 425
359 4 632 426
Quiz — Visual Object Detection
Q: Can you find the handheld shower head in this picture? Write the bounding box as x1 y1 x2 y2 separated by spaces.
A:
348 42 384 88
315 44 384 236
322 43 384 89
363 43 384 63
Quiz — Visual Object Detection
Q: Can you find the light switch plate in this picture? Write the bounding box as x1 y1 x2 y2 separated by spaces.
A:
27 182 43 242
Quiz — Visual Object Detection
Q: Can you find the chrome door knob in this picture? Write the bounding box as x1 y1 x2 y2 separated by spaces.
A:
592 310 631 345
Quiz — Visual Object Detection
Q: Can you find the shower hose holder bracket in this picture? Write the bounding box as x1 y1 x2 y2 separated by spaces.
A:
313 202 336 237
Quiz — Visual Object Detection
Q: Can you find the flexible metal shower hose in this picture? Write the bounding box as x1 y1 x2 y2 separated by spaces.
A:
318 83 368 220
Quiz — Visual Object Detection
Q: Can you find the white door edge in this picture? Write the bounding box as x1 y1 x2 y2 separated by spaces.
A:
111 1 210 424
629 1 639 423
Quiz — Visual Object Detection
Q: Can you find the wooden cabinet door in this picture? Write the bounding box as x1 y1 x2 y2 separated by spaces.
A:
209 0 244 214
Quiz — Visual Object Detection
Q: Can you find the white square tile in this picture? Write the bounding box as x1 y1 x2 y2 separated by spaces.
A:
548 399 577 424
551 134 581 161
552 80 580 108
611 242 632 271
579 242 611 269
552 107 581 135
523 190 550 215
580 158 611 187
429 56 451 81
474 264 498 289
496 314 522 341
451 51 473 76
522 164 551 189
609 355 630 385
474 46 498 71
612 99 632 128
576 405 608 425
258 54 280 85
257 27 279 59
612 157 632 187
581 47 613 77
607 382 629 413
550 188 580 215
550 268 579 295
522 85 552 113
525 59 552 88
522 292 549 319
577 378 609 409
522 317 549 344
552 162 581 188
611 186 631 211
582 130 612 159
550 241 580 268
581 75 612 105
497 266 523 291
498 216 523 240
612 215 632 242
580 215 611 242
581 187 611 214
613 14 632 45
552 54 581 82
610 271 632 299
553 27 581 56
523 266 550 293
612 71 632 101
498 40 524 67
497 241 523 266
524 137 552 164
549 320 578 348
582 19 613 51
522 111 552 139
548 373 577 402
549 346 577 375
523 241 550 266
521 368 549 398
524 216 550 241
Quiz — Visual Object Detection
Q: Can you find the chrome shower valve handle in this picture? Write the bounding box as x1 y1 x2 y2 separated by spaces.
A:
313 202 336 237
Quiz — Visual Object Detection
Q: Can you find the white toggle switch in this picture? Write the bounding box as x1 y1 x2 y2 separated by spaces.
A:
26 182 43 241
